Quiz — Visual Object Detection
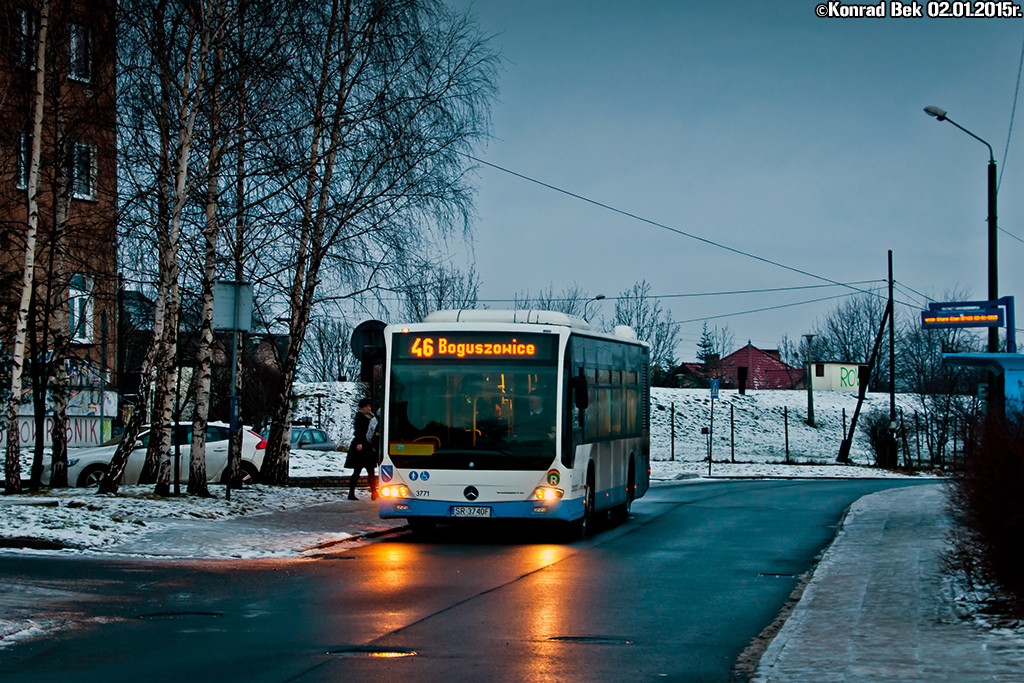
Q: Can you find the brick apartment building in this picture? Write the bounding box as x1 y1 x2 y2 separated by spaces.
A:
1 0 118 446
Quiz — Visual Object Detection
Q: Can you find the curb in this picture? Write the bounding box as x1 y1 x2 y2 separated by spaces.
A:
303 523 408 554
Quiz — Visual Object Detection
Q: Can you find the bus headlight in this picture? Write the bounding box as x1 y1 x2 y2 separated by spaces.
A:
380 484 410 498
532 486 564 501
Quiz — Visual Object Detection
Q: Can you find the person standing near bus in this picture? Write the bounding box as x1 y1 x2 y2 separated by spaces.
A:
347 399 378 500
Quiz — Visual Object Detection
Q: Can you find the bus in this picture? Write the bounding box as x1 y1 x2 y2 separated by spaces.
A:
378 309 650 537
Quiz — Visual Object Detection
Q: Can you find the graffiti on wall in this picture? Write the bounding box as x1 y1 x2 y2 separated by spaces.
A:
840 366 860 389
0 416 111 448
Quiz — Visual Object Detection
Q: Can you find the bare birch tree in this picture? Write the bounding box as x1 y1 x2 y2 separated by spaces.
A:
103 0 210 494
186 0 232 497
3 0 49 494
257 0 498 485
113 0 304 494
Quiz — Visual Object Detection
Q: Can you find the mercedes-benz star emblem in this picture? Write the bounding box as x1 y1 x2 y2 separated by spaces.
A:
464 486 479 501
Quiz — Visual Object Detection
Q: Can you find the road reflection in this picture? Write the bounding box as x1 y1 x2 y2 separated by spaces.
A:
363 542 419 634
518 544 581 681
348 526 588 679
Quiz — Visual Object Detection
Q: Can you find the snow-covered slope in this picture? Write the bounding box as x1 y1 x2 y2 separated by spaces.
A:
296 382 929 468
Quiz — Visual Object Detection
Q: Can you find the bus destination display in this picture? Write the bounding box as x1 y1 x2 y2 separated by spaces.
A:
394 332 556 361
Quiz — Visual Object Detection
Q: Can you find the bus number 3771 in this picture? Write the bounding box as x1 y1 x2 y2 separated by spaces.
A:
377 309 651 539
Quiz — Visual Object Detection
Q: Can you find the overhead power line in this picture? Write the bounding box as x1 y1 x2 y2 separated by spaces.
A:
999 29 1024 190
673 293 857 325
475 279 886 304
894 279 931 302
1000 226 1024 245
464 155 940 326
467 154 884 298
893 283 928 308
674 289 922 328
641 281 884 300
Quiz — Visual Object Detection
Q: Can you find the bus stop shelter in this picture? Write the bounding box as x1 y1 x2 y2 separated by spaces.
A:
942 353 1024 416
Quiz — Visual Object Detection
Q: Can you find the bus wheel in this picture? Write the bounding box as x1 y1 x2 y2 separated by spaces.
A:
568 470 595 540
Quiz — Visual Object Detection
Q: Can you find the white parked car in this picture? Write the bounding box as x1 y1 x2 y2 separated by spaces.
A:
42 422 266 487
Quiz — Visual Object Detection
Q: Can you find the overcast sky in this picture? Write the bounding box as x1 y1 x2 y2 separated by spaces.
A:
444 1 1024 361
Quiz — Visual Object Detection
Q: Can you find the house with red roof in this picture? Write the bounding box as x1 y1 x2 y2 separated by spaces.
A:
675 343 805 390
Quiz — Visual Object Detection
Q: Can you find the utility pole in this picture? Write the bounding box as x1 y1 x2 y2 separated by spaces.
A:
804 333 815 427
888 250 897 468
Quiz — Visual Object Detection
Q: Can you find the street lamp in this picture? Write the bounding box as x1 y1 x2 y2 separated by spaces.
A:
923 105 999 352
583 294 606 322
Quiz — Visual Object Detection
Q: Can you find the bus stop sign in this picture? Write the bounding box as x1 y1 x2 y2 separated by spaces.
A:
351 320 386 363
921 307 1003 329
921 297 1016 353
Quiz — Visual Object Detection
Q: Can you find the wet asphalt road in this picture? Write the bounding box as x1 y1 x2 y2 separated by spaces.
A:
0 479 927 682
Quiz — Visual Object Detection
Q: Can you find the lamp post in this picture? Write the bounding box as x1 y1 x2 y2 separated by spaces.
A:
583 294 606 322
923 105 999 353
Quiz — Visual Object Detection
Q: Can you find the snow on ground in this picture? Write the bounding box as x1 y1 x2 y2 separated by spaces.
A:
295 381 940 469
4 385 939 556
0 478 351 554
648 387 929 467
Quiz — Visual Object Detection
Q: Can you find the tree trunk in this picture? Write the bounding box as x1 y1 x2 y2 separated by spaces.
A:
225 0 248 489
261 0 351 485
28 289 47 490
189 3 225 498
4 0 50 495
47 116 75 489
101 0 175 494
188 238 215 497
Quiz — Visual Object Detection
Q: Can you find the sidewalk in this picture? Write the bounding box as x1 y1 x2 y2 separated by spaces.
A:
752 483 1024 682
104 491 399 559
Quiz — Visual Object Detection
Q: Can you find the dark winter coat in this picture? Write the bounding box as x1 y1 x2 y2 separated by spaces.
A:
345 410 376 468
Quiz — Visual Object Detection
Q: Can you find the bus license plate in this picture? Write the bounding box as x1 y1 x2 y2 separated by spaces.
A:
451 506 491 518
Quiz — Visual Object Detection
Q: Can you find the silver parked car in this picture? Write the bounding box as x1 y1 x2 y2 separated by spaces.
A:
42 422 266 487
260 426 338 451
291 426 338 451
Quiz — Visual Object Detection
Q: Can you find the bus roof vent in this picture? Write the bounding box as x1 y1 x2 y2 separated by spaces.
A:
423 309 591 330
612 325 638 340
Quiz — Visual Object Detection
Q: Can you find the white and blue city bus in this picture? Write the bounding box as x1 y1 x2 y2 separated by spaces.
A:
378 310 650 536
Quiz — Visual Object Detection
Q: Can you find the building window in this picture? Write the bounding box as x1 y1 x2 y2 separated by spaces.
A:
71 142 96 200
69 274 93 343
15 7 38 70
16 131 32 189
68 23 92 82
815 363 825 377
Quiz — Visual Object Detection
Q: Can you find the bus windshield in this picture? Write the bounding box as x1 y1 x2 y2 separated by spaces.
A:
387 361 558 471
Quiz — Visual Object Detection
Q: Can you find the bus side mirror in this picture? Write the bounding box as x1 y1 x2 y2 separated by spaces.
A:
571 375 589 410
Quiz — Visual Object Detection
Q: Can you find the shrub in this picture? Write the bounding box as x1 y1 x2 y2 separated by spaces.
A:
861 409 898 469
948 413 1024 616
